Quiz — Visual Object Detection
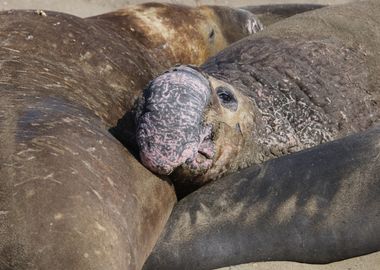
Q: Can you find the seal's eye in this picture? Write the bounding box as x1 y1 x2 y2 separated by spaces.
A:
218 91 232 103
217 87 235 103
216 86 238 111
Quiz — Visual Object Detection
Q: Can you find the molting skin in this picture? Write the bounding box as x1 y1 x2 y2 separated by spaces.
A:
136 66 259 187
136 66 213 176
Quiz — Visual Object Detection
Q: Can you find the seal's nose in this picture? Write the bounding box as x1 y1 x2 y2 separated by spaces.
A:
136 66 212 175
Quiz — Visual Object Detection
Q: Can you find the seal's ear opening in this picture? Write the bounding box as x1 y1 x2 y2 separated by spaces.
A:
208 28 215 40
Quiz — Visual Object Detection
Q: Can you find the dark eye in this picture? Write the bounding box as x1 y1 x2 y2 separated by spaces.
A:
218 91 232 103
208 28 215 40
216 86 238 111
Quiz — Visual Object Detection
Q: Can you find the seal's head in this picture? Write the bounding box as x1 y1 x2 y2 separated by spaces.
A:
94 3 263 65
136 66 260 189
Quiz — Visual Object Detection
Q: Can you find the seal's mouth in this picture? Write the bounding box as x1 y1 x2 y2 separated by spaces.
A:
138 124 215 176
180 125 215 175
136 65 215 177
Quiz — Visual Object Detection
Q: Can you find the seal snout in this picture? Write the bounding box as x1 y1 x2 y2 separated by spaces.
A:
136 65 214 176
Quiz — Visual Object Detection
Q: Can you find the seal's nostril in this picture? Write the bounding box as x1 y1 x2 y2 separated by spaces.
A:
235 123 242 134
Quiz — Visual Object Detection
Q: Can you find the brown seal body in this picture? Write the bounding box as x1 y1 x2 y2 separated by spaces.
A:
135 1 380 194
0 9 178 270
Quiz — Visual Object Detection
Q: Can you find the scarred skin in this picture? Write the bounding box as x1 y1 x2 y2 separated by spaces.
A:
136 66 213 175
0 4 263 270
136 1 380 192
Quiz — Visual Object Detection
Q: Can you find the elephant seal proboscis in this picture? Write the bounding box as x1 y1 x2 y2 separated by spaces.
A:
142 125 380 270
135 1 380 193
0 4 262 270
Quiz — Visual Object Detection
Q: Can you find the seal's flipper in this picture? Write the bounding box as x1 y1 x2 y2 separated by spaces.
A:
242 4 326 26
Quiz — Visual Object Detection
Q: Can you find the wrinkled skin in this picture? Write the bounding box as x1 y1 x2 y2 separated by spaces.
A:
136 67 213 175
136 66 259 191
136 1 380 192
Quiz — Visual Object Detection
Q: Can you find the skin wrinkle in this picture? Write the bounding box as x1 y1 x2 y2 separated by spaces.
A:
136 66 212 175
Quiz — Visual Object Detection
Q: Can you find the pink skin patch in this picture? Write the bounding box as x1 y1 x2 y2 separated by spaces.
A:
136 66 214 175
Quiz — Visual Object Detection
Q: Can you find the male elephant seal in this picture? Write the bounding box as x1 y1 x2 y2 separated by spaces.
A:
135 1 380 190
142 125 380 270
0 5 262 270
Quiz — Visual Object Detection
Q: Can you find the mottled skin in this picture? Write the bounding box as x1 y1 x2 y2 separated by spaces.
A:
0 5 262 270
143 126 380 270
136 1 380 192
136 66 214 175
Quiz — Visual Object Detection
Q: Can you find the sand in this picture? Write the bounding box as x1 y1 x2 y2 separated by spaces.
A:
217 251 380 270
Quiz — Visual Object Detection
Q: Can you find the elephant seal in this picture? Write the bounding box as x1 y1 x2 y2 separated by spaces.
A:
0 9 179 270
89 2 263 66
142 125 380 270
135 1 380 191
0 4 265 268
0 96 176 270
